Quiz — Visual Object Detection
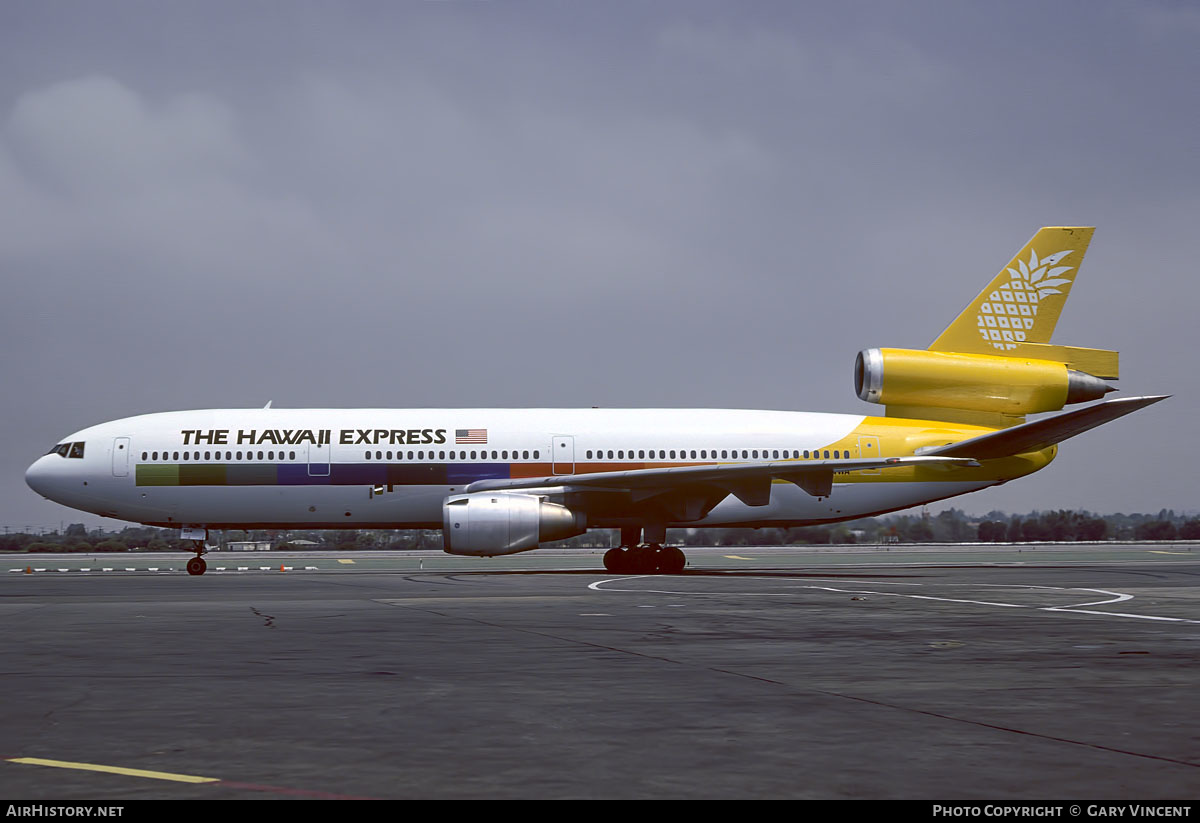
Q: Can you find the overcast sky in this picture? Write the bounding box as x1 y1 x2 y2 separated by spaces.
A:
2 1 1197 531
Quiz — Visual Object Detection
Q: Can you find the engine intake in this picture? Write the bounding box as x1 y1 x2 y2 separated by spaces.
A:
442 492 586 556
854 348 1112 415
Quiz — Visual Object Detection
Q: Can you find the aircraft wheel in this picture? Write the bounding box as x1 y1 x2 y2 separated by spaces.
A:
186 557 207 576
603 548 626 573
638 545 663 574
660 546 686 574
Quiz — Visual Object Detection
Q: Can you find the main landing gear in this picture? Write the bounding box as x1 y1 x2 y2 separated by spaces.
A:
603 544 687 575
186 540 207 576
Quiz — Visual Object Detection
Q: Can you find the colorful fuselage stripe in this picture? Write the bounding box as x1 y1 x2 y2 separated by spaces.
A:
135 461 705 487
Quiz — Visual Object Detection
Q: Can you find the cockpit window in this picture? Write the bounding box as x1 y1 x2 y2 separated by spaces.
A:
47 442 85 458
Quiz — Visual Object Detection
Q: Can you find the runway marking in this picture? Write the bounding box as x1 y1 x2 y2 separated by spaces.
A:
338 558 356 564
6 757 218 783
724 555 755 560
5 757 375 798
588 577 1200 624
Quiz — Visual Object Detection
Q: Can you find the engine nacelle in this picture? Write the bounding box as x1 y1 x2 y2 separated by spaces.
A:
854 348 1111 415
442 492 587 556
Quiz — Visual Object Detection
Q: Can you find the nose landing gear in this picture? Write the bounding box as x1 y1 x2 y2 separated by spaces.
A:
186 553 207 576
186 538 207 576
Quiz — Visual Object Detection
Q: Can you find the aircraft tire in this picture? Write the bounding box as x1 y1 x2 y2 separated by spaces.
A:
660 546 686 574
603 548 628 573
186 557 207 576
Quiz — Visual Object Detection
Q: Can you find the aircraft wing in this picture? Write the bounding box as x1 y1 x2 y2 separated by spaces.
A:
464 455 979 505
923 395 1169 460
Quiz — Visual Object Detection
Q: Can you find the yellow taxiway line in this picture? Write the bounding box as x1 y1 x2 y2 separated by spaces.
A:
7 757 218 784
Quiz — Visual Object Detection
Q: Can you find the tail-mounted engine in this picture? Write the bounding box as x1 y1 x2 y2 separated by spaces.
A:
854 348 1112 415
442 492 587 556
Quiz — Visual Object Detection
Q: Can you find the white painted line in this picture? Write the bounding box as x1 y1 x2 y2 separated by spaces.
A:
589 577 1196 625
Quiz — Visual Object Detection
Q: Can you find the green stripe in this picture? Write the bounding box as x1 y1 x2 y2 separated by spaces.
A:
136 464 180 486
179 464 227 486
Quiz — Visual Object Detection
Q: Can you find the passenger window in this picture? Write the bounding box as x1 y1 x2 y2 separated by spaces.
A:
824 450 830 459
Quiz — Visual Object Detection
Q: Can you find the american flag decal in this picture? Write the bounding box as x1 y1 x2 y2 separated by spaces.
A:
456 428 488 444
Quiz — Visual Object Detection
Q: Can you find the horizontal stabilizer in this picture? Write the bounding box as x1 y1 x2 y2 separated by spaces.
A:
924 395 1168 460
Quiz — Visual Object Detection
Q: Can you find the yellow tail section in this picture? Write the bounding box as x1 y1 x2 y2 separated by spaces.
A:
928 227 1117 378
870 226 1119 428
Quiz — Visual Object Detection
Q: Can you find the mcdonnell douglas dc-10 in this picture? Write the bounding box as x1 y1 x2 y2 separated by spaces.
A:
26 228 1165 575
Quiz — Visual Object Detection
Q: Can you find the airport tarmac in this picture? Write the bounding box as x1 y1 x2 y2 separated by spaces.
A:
2 544 1198 799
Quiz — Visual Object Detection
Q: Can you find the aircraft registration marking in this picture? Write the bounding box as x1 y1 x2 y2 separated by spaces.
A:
7 756 218 784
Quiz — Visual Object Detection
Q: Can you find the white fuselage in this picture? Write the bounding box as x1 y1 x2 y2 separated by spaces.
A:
24 407 999 532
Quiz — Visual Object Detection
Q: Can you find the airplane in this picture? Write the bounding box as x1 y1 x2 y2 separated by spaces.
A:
25 227 1165 576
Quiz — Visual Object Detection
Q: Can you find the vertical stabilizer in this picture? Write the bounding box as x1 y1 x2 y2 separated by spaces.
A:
930 226 1094 355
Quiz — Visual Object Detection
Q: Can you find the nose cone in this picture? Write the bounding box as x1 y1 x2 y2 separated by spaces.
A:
25 455 55 499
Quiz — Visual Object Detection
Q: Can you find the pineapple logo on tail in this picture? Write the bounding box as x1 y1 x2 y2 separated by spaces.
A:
976 248 1076 350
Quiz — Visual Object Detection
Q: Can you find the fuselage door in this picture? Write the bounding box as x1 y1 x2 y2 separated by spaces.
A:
857 435 882 474
308 443 331 476
552 436 575 475
112 437 130 477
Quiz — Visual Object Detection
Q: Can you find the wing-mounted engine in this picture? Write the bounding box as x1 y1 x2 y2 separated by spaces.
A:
854 348 1112 417
442 492 586 556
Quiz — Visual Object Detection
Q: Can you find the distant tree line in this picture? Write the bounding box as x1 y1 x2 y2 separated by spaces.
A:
2 508 1198 552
